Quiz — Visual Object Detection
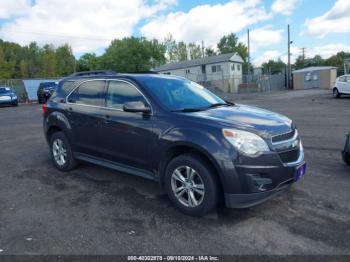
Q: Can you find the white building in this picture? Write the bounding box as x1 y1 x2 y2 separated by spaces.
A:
154 53 244 93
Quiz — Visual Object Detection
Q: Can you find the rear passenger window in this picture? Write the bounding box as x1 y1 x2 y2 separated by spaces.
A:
61 81 75 95
68 80 106 107
106 81 146 110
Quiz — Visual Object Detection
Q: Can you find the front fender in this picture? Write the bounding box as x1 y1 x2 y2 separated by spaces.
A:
159 127 241 193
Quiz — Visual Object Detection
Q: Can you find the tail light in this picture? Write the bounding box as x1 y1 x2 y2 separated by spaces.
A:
42 103 48 117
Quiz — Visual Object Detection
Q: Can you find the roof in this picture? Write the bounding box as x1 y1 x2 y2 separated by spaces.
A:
60 72 184 83
293 66 337 74
154 53 244 72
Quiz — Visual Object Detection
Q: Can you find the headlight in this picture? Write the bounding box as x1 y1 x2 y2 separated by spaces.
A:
12 95 17 100
223 129 270 156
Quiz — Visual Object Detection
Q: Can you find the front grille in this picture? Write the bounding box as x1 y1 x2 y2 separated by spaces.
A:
279 148 300 163
272 129 295 143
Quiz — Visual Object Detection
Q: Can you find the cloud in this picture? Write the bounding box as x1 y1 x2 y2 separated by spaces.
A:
239 26 284 53
307 44 350 58
304 0 350 37
253 50 282 66
0 0 176 54
271 0 298 16
141 0 270 47
0 0 31 19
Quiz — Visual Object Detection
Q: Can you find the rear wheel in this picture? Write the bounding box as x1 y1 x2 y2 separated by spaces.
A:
164 154 220 216
50 132 77 171
333 88 341 98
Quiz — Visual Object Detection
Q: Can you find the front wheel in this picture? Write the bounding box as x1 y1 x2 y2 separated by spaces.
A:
50 131 77 171
333 88 341 98
164 154 220 216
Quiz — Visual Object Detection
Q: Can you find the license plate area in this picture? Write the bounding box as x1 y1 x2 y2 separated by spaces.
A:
295 163 306 181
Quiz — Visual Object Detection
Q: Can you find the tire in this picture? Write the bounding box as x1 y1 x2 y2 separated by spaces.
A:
333 88 341 98
50 131 77 171
164 153 220 216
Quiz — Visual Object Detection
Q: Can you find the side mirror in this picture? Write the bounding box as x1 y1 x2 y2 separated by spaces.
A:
123 101 151 114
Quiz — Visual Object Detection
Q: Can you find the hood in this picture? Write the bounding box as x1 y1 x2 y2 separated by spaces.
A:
186 104 293 138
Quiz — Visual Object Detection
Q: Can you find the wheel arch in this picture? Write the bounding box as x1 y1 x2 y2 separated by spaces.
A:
158 142 224 193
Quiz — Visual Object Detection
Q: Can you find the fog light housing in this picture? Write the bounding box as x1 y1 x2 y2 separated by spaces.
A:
247 174 272 192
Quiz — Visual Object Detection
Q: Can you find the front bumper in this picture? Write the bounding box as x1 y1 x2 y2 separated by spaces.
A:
0 99 17 106
223 144 305 208
225 181 292 208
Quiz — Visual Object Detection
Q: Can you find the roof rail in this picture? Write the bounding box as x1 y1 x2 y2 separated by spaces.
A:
69 70 117 77
126 70 159 74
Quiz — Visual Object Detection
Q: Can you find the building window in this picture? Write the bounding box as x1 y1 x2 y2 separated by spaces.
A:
237 64 241 71
217 65 222 72
185 69 190 74
212 65 222 73
211 66 216 73
231 64 235 71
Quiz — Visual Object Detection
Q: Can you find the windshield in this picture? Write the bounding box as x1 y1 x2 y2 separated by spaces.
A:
0 87 11 94
141 77 226 111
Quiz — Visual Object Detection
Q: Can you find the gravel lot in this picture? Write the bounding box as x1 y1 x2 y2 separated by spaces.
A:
0 89 349 255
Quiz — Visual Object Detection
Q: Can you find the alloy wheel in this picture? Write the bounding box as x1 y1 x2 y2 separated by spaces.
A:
171 166 205 208
52 138 67 166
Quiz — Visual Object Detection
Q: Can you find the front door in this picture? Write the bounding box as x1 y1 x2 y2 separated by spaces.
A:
344 76 350 94
99 80 156 171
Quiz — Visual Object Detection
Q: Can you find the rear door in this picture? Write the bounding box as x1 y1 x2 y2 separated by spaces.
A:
66 80 107 156
98 80 156 171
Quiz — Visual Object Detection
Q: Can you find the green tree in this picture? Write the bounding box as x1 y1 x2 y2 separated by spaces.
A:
188 43 202 60
77 53 98 71
205 48 216 57
217 33 238 54
100 36 166 72
262 59 286 74
41 44 57 77
174 41 188 61
164 33 177 62
0 46 12 79
56 44 76 76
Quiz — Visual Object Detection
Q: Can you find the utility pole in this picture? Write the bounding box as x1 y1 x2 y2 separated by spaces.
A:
301 47 306 65
201 40 205 58
247 29 250 79
287 24 292 89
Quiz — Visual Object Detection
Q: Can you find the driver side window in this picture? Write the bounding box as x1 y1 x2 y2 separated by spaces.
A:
106 81 146 110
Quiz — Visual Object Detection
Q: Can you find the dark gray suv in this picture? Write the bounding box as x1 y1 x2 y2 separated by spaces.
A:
43 71 306 216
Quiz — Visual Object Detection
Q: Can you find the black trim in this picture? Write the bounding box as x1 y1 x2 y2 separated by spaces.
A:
224 183 293 208
74 153 157 181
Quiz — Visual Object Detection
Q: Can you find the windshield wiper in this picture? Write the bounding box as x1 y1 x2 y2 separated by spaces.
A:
207 101 234 109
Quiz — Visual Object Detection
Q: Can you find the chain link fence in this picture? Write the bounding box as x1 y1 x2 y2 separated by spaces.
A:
0 78 60 103
183 72 286 94
0 73 287 104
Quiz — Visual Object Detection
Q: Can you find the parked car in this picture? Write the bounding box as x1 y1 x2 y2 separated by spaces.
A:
37 82 57 104
0 86 18 106
343 132 350 166
43 72 306 216
333 75 350 98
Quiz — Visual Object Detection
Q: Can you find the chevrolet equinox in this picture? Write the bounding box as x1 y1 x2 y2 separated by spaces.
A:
43 71 306 216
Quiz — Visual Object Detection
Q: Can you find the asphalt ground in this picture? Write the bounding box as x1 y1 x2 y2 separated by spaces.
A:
0 89 349 255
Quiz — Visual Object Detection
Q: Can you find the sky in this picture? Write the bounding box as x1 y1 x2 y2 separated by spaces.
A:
0 0 349 66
